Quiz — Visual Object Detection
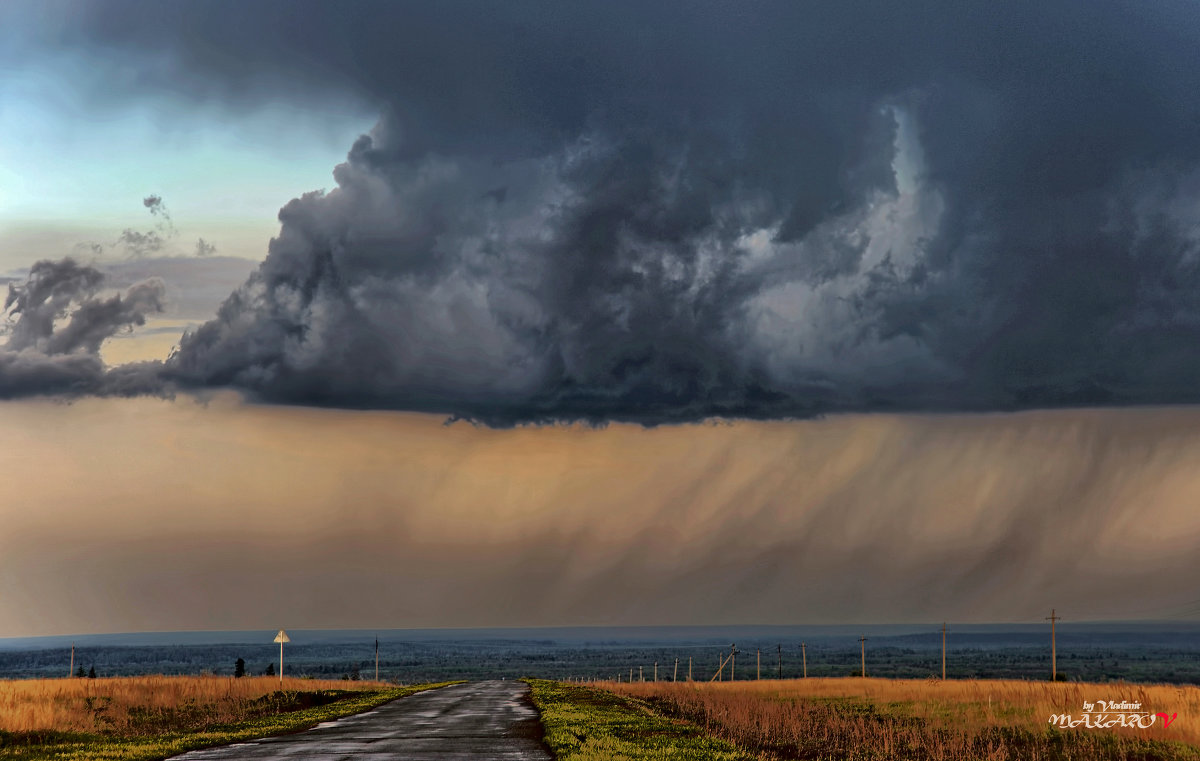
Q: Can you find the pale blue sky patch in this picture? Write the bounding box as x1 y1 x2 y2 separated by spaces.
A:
0 50 374 267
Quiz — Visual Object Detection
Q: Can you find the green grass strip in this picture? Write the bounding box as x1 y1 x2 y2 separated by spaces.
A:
0 681 463 761
524 679 752 761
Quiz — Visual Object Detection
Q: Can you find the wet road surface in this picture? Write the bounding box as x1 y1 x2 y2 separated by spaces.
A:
171 680 551 760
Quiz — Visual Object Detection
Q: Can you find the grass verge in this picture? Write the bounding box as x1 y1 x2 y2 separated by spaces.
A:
524 679 753 760
608 680 1200 761
0 681 462 761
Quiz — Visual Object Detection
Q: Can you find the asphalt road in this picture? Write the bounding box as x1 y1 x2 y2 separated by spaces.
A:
171 680 552 760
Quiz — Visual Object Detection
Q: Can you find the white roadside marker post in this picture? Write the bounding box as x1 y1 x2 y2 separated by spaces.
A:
274 630 290 685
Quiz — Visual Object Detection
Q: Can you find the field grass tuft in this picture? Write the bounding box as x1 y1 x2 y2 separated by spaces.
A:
604 678 1200 760
0 677 460 760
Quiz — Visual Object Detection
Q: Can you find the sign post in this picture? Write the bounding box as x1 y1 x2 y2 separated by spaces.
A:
274 630 290 685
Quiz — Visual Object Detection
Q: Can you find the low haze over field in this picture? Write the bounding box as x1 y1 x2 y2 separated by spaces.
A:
2 0 1200 637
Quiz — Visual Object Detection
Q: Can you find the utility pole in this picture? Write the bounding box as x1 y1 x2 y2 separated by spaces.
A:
674 658 678 682
688 656 692 681
777 644 782 679
654 662 658 682
859 636 868 678
802 642 807 678
630 667 633 682
942 623 947 680
757 649 761 680
1046 609 1061 681
639 665 643 682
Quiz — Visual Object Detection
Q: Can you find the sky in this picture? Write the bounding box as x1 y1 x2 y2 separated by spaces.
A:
3 0 1200 637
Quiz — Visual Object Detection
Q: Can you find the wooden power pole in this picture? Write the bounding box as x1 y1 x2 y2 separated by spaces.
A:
941 622 947 680
688 656 692 681
654 662 658 682
674 658 678 681
777 644 782 679
1046 609 1061 681
859 636 868 678
802 642 807 678
757 649 761 680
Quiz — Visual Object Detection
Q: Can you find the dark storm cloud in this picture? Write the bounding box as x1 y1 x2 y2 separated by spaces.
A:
72 194 219 261
193 238 216 257
25 0 1200 421
115 195 176 258
114 228 168 258
0 259 167 398
141 195 170 222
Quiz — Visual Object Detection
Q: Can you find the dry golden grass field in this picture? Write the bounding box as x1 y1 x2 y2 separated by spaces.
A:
604 678 1200 760
0 676 391 736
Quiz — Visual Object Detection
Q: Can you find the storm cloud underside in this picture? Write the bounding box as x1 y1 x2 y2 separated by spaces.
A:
12 0 1200 422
